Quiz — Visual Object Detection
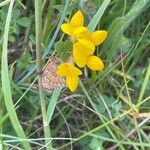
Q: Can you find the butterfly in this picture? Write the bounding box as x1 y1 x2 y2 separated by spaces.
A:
41 56 66 90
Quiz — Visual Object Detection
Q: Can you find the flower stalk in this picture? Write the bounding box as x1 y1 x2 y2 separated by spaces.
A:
34 0 52 149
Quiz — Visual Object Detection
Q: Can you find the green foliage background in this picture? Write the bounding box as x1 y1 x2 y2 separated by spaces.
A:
0 0 150 150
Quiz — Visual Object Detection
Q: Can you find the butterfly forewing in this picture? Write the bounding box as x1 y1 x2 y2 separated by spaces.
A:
42 56 66 90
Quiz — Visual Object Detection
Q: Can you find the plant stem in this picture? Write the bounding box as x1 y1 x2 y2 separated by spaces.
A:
1 0 32 149
34 0 52 149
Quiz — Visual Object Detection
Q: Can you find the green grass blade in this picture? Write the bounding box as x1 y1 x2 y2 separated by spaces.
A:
0 0 10 7
42 0 55 42
88 0 111 31
1 1 31 149
137 62 150 104
47 87 62 124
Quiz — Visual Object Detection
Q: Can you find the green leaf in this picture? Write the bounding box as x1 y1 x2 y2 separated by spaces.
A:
55 41 73 61
89 138 103 150
16 17 30 27
13 9 20 20
55 41 65 54
96 95 115 113
64 41 73 52
1 1 32 149
118 35 132 53
12 22 19 34
102 0 150 63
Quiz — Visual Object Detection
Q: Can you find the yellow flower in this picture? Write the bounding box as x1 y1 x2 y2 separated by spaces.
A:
73 42 104 70
57 62 82 92
61 10 107 52
76 29 107 48
61 10 87 37
60 10 107 76
73 29 107 70
61 10 94 51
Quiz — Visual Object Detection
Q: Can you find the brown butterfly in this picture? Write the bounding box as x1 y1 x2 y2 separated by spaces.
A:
41 56 66 90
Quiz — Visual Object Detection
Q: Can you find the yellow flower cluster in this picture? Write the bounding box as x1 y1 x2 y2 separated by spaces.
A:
57 10 107 92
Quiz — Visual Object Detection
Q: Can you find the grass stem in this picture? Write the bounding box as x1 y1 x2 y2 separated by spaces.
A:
137 62 150 104
35 0 52 149
1 0 31 149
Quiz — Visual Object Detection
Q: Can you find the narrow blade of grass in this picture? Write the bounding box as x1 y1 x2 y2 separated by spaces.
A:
1 1 31 149
47 87 62 124
137 62 150 104
88 0 111 31
0 0 10 7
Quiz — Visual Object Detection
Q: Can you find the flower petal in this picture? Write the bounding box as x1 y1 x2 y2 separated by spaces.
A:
73 43 87 68
66 75 78 92
73 26 87 35
70 10 84 27
91 30 107 45
78 38 95 52
67 63 82 76
76 42 95 56
86 56 104 70
77 29 91 39
57 62 82 76
57 63 68 76
61 23 74 35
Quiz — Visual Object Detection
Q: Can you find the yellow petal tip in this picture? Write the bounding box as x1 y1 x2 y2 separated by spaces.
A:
87 56 104 70
70 10 84 27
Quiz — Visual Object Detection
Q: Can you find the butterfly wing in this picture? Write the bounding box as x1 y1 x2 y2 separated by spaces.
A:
42 56 66 90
